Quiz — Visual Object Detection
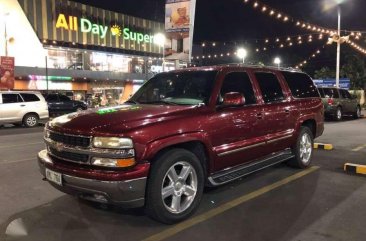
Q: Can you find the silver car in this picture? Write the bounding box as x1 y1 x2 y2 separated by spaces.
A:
0 91 49 127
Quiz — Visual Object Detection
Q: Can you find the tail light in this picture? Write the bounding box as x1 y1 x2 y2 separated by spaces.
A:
327 98 334 105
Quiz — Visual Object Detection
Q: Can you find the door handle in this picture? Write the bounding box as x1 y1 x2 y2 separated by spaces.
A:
20 104 26 107
284 108 290 115
256 113 263 119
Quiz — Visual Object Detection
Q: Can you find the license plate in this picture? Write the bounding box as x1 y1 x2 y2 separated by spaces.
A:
45 168 62 186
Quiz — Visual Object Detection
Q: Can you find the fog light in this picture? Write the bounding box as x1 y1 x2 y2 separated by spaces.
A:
91 157 135 168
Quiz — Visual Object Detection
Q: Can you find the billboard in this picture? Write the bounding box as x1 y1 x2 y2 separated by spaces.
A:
0 56 15 90
165 0 196 62
313 79 351 90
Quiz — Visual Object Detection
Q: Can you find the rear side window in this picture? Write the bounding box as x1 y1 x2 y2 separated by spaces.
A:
255 72 284 103
2 94 23 104
59 95 71 101
339 89 352 99
45 94 59 102
20 93 40 102
281 72 319 98
220 72 257 105
320 88 339 98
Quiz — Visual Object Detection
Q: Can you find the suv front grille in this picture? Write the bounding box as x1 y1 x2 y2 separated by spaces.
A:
49 147 89 163
49 132 91 148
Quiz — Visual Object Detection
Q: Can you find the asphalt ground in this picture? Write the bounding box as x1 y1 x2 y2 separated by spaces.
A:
0 118 365 241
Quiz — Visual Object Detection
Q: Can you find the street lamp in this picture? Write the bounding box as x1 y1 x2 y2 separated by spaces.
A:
274 57 281 69
153 33 166 72
237 48 247 64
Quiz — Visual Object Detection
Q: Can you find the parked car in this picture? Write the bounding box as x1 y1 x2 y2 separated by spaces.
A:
44 93 87 115
38 65 324 223
317 87 361 121
0 91 49 127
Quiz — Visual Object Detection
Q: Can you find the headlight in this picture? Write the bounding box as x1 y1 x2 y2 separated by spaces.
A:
44 129 51 139
91 157 136 168
93 137 133 149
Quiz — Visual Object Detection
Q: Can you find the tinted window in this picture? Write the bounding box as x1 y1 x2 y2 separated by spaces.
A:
2 94 23 104
281 72 319 98
319 88 339 98
255 72 284 103
220 72 256 105
59 95 71 101
340 89 352 99
131 71 217 105
20 93 40 102
45 94 59 102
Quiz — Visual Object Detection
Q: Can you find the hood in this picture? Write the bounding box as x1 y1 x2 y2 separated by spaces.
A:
48 104 197 135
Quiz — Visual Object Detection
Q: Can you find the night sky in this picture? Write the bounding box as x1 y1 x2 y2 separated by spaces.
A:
74 0 366 70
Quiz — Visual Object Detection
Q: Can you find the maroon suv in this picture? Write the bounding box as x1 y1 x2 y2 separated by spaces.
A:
38 65 324 223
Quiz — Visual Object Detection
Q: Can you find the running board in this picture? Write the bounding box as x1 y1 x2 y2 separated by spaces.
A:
208 149 294 186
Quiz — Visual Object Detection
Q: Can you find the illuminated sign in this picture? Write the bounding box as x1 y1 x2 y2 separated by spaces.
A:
56 14 154 44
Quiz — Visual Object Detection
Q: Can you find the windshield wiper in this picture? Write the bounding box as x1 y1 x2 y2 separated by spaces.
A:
143 100 179 105
125 100 139 104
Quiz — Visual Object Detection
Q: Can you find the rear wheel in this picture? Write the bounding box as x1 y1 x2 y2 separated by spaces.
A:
145 149 204 224
23 114 39 128
354 105 361 119
335 107 342 121
288 126 314 169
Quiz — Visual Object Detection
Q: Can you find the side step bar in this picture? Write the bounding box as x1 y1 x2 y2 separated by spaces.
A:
208 149 294 186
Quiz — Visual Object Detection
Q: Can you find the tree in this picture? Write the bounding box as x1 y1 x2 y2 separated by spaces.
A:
341 54 366 90
314 67 335 79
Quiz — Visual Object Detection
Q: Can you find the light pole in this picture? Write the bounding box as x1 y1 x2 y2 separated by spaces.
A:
336 5 341 88
274 57 281 69
154 33 166 72
237 48 247 64
1 12 9 56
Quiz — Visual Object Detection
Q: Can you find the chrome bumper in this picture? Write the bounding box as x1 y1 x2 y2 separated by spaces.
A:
38 150 146 208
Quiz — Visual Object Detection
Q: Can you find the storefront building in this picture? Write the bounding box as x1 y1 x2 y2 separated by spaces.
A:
0 0 168 104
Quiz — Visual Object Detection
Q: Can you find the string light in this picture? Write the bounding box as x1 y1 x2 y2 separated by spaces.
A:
295 47 324 69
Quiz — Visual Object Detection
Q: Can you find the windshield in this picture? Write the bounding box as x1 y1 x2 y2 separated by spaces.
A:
130 71 218 105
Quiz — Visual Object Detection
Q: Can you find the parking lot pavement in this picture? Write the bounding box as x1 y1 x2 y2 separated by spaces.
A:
0 118 365 241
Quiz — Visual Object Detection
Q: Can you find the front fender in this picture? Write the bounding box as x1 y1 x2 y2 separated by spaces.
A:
140 131 215 172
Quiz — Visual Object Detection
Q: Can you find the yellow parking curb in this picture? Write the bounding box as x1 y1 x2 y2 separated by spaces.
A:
314 143 333 150
344 163 366 175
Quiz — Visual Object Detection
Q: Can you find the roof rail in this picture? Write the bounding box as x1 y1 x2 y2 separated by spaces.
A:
214 63 302 72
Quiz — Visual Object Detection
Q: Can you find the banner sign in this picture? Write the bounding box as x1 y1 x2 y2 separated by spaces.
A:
165 0 196 62
0 56 15 90
313 79 351 90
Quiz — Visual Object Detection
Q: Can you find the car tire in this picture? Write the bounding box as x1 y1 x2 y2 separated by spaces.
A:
353 105 361 119
288 126 314 169
145 148 204 224
23 114 39 128
335 107 342 121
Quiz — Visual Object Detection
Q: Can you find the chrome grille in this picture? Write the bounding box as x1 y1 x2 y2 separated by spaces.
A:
49 131 91 148
49 147 89 163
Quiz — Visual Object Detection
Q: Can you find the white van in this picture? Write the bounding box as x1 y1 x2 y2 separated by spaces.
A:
0 91 49 127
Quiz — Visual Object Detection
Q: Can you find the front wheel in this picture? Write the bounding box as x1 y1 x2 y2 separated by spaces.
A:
145 149 204 224
354 106 361 119
288 126 314 169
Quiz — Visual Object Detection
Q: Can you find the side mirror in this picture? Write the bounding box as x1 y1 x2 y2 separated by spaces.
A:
223 92 245 106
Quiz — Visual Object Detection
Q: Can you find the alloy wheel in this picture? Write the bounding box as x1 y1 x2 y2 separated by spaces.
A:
26 116 37 127
299 133 312 164
161 161 198 214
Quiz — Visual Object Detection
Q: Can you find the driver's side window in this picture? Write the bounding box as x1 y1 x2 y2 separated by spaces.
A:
219 72 257 105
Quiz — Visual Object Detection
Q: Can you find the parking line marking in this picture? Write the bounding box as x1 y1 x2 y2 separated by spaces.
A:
143 166 320 241
352 144 366 152
0 142 43 149
0 158 34 164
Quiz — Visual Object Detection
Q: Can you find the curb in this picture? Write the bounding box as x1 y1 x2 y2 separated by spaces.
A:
314 143 333 150
344 163 366 175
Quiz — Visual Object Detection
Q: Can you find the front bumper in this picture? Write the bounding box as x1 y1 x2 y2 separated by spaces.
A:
38 150 147 208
